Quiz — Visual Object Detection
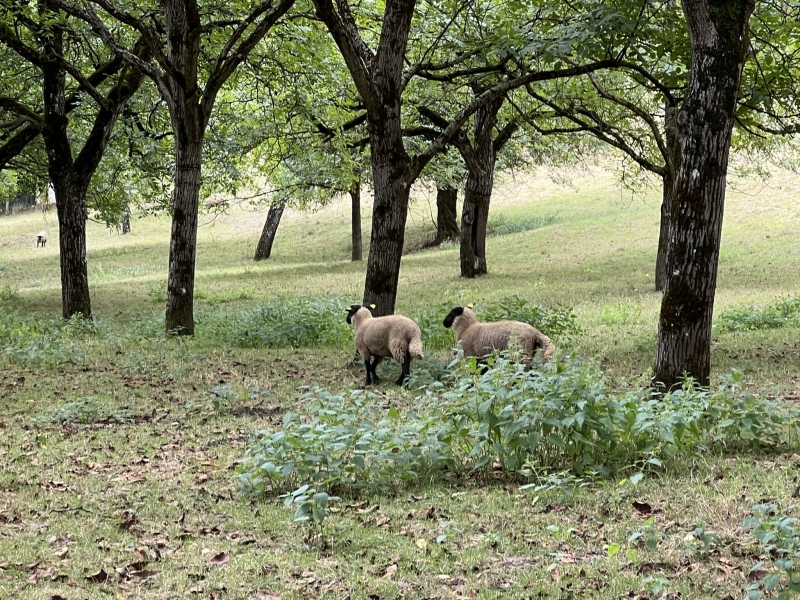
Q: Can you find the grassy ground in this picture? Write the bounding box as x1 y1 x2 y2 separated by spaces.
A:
1 165 800 599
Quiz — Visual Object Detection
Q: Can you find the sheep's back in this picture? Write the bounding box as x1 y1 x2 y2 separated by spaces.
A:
356 316 420 358
459 320 545 357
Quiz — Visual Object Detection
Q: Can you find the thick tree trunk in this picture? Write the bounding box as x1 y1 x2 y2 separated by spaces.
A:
655 104 678 292
254 202 286 260
363 157 412 316
460 180 491 277
165 138 203 334
122 205 131 234
654 0 754 389
434 186 459 244
53 176 92 319
459 98 501 278
350 184 362 261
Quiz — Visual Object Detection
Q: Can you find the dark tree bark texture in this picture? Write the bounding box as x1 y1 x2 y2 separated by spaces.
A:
655 104 678 292
350 183 362 261
254 202 286 260
458 97 504 278
434 186 459 244
654 0 755 389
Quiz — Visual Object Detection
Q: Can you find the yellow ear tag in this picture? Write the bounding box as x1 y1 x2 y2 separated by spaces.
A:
369 304 376 309
466 303 474 308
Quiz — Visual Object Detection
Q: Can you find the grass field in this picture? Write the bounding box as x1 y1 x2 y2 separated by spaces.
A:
1 164 800 599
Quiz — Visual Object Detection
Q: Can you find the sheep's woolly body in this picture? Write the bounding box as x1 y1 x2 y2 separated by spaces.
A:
448 307 555 362
350 308 423 364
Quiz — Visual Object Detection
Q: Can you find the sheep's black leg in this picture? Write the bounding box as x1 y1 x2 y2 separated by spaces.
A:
371 357 382 384
396 351 411 386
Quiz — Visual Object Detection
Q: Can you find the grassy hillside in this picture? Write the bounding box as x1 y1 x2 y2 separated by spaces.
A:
1 164 799 599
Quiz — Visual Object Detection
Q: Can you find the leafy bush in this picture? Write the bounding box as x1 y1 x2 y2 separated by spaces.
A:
0 309 83 366
487 213 560 236
36 397 131 425
205 296 353 349
238 388 453 494
0 285 20 303
717 296 800 332
239 355 800 497
480 295 581 339
413 305 457 350
744 503 800 599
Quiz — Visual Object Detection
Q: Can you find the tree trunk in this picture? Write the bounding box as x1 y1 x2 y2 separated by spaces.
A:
350 183 362 261
122 205 131 234
164 138 203 335
363 156 412 316
459 98 501 278
53 177 92 319
654 0 755 389
655 104 678 292
434 186 459 244
254 201 286 260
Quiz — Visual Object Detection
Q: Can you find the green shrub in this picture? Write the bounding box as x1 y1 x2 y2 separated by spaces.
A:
238 388 453 494
0 309 83 366
205 296 353 349
743 503 800 599
36 397 131 425
0 285 20 303
487 213 561 236
413 305 457 350
717 297 800 332
239 354 800 498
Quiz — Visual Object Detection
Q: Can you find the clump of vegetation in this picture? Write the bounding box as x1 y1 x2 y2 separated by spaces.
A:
744 503 800 599
0 309 83 366
195 287 254 304
717 296 800 332
486 212 561 236
0 285 20 303
36 397 131 425
209 296 353 349
239 355 800 497
481 295 581 339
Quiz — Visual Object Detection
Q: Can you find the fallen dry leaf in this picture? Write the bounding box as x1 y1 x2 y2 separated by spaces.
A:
632 501 653 515
382 563 398 579
85 568 110 583
209 552 229 566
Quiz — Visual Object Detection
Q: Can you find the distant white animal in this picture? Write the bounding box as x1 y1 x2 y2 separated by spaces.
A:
36 231 48 248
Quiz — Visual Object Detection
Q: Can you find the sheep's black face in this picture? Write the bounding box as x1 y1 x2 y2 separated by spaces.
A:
345 304 362 325
442 306 464 328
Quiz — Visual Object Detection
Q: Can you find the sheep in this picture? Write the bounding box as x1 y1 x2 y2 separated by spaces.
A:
345 304 424 386
442 305 555 365
35 231 48 248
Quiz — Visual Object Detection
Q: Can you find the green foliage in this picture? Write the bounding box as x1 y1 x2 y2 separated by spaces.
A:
486 213 561 236
207 296 353 349
716 297 800 332
0 285 20 303
280 485 340 529
36 397 131 425
744 503 800 600
0 309 83 367
413 306 457 350
480 295 582 339
238 388 453 495
239 355 800 498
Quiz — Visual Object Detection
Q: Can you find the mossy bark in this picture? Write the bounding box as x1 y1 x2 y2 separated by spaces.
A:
654 0 755 389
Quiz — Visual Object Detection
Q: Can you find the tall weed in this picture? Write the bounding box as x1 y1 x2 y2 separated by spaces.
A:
717 297 800 332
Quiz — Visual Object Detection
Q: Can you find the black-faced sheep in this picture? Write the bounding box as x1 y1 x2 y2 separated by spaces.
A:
345 304 424 386
36 231 48 248
442 305 555 364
